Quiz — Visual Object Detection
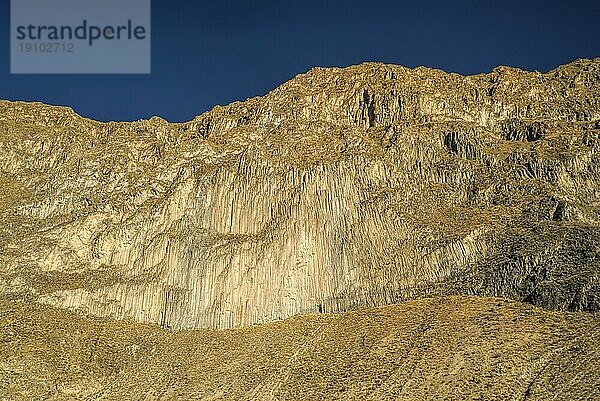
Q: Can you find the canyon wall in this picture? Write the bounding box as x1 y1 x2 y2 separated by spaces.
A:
0 59 599 329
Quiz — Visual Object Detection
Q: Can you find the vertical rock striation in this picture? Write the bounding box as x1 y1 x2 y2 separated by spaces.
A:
0 59 599 329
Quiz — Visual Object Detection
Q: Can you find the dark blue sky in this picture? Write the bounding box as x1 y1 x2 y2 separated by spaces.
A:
1 0 599 122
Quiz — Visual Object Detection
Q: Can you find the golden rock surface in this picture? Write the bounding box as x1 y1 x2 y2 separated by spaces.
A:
1 59 600 399
1 59 599 330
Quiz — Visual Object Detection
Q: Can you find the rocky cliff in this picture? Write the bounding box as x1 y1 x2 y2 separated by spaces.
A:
1 59 599 329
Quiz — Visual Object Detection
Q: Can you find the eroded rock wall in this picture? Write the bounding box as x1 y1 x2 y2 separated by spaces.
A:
0 59 599 328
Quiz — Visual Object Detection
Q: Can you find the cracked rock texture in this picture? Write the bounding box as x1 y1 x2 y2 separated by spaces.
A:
1 59 600 329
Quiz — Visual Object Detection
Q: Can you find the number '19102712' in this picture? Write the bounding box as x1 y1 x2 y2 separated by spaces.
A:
19 42 74 53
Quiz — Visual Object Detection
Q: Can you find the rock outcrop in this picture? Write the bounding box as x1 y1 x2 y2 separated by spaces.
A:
1 59 599 329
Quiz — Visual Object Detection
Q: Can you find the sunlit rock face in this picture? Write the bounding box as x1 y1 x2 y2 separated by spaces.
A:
0 58 599 329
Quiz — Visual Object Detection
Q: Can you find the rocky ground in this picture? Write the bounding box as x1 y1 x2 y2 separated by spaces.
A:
1 296 598 400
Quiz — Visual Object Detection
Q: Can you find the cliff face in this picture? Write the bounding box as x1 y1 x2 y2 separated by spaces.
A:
1 59 599 329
